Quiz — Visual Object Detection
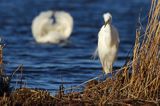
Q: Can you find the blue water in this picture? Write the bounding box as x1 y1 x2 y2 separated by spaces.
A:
0 0 150 93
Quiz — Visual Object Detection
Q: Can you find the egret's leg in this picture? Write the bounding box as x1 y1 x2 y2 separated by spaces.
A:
101 59 106 74
102 65 106 74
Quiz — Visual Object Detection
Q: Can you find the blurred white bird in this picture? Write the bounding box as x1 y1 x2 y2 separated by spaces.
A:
31 10 73 44
97 13 120 74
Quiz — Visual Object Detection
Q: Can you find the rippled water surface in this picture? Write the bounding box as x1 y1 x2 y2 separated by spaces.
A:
0 0 150 93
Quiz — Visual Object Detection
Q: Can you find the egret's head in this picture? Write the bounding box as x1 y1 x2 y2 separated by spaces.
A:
103 13 112 26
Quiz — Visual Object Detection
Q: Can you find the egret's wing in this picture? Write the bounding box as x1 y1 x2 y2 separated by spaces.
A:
36 31 65 43
91 47 98 60
111 25 120 48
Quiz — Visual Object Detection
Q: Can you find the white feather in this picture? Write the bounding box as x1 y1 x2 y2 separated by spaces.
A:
31 10 73 43
97 13 120 74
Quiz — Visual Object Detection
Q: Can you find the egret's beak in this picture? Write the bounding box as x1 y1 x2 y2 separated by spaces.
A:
104 20 109 27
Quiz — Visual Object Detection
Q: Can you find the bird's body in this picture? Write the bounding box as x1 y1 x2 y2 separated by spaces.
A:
97 13 120 74
31 10 73 44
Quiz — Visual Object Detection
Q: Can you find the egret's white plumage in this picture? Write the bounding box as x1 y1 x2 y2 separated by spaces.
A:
97 13 120 74
31 10 73 43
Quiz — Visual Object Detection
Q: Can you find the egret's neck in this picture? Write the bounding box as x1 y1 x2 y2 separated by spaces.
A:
105 19 112 24
108 21 112 24
104 22 111 28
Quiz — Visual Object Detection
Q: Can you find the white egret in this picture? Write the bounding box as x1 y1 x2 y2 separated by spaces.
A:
31 10 73 44
97 13 120 74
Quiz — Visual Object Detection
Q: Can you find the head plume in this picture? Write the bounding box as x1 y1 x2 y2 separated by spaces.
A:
103 12 112 25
